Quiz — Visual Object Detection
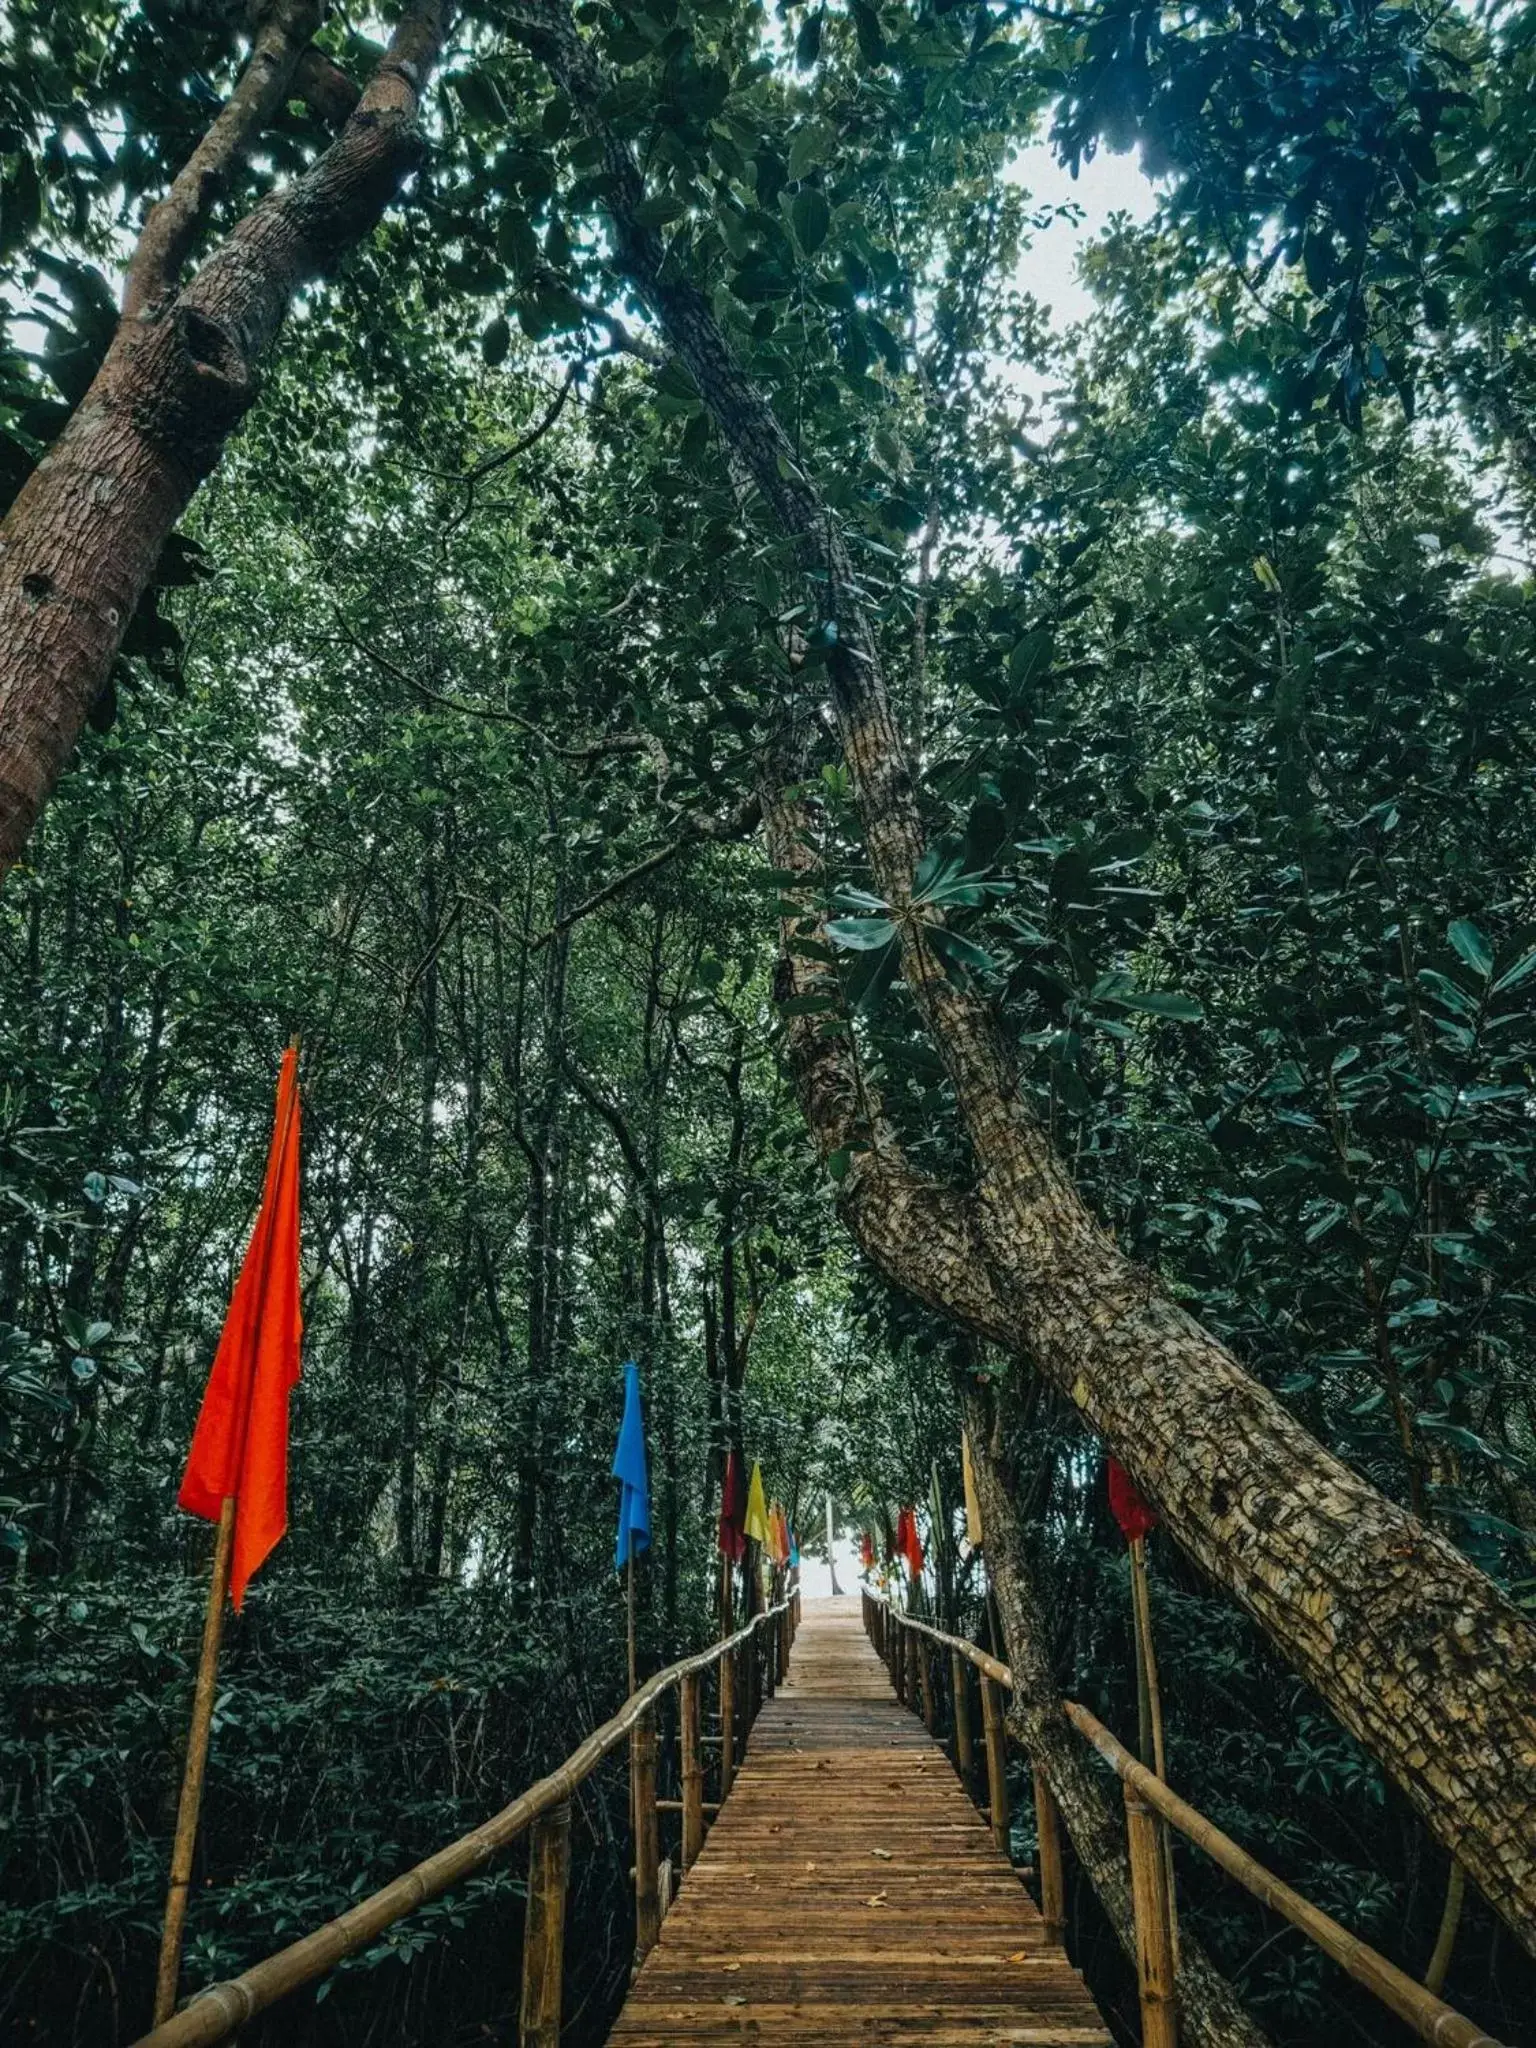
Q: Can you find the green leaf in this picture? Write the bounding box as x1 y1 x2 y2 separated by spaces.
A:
1007 629 1054 690
791 188 830 257
788 125 829 183
826 916 897 950
1105 989 1204 1022
1448 918 1493 979
1493 947 1536 995
633 193 687 231
452 70 508 126
929 927 996 976
480 315 510 367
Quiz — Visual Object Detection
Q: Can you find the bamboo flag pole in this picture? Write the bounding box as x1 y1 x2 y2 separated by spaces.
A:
1129 1531 1179 1967
627 1550 638 1698
154 1038 302 2026
1425 1860 1466 1997
1129 1536 1164 1777
153 1496 236 2025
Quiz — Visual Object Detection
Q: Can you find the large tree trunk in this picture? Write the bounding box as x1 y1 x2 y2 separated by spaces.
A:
518 0 1536 1956
756 754 1268 2046
0 2 451 879
964 1379 1273 2048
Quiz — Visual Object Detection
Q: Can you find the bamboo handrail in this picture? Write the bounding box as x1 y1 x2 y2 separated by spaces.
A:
131 1597 794 2048
1065 1703 1503 2048
863 1591 1506 2048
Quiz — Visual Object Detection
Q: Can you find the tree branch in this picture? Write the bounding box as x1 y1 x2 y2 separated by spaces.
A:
527 791 761 951
124 0 324 320
335 618 671 780
292 42 362 128
560 1051 658 1205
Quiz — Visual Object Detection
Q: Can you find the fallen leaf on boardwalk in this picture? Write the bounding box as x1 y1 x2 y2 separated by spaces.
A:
722 1962 741 1973
870 1847 893 1860
722 1993 748 2005
864 1892 888 1907
1007 1950 1030 1963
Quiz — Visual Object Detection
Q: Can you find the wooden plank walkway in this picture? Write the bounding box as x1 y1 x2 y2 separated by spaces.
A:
609 1594 1112 2046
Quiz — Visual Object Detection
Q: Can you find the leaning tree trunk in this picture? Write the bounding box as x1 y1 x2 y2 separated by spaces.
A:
0 2 452 879
757 744 1270 2047
515 0 1536 1956
964 1380 1274 2048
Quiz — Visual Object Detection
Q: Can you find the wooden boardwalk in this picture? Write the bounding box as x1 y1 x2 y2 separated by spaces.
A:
609 1594 1112 2046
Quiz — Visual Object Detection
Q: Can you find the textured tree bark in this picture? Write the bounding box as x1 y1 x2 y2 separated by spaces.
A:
964 1381 1273 2048
122 0 325 323
0 2 452 879
524 0 1536 1955
759 759 1270 2048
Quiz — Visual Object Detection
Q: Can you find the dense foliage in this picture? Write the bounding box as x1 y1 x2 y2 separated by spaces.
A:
3 0 1535 2043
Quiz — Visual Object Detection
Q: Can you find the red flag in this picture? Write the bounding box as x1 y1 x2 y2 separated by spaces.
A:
860 1531 875 1571
178 1048 302 1610
1107 1456 1157 1544
717 1449 747 1563
897 1506 924 1578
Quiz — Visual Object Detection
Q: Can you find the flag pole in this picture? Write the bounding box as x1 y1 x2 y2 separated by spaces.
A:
153 1493 235 2024
154 1036 302 2025
626 1546 638 1698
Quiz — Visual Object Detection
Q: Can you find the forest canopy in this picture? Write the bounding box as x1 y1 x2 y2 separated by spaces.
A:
3 1 1536 2044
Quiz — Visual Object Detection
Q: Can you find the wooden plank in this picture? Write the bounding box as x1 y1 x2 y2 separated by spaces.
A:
608 1596 1110 2047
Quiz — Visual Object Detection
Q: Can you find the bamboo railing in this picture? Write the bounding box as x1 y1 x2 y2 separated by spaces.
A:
130 1587 801 2048
862 1589 1507 2048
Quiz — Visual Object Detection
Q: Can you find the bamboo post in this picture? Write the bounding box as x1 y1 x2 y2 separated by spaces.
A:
680 1672 704 1871
518 1798 571 2048
632 1708 661 1962
1033 1765 1067 1946
918 1638 936 1733
981 1674 1010 1855
719 1641 736 1800
951 1649 974 1781
153 1494 236 2025
1125 1781 1178 2046
1130 1534 1179 1968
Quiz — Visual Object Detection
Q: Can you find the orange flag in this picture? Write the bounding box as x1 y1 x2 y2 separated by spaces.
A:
178 1047 302 1610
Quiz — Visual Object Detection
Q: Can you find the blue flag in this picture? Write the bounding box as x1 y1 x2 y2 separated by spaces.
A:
612 1359 651 1572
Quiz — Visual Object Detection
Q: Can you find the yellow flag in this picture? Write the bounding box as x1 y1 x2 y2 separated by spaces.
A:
744 1460 771 1546
962 1431 984 1549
